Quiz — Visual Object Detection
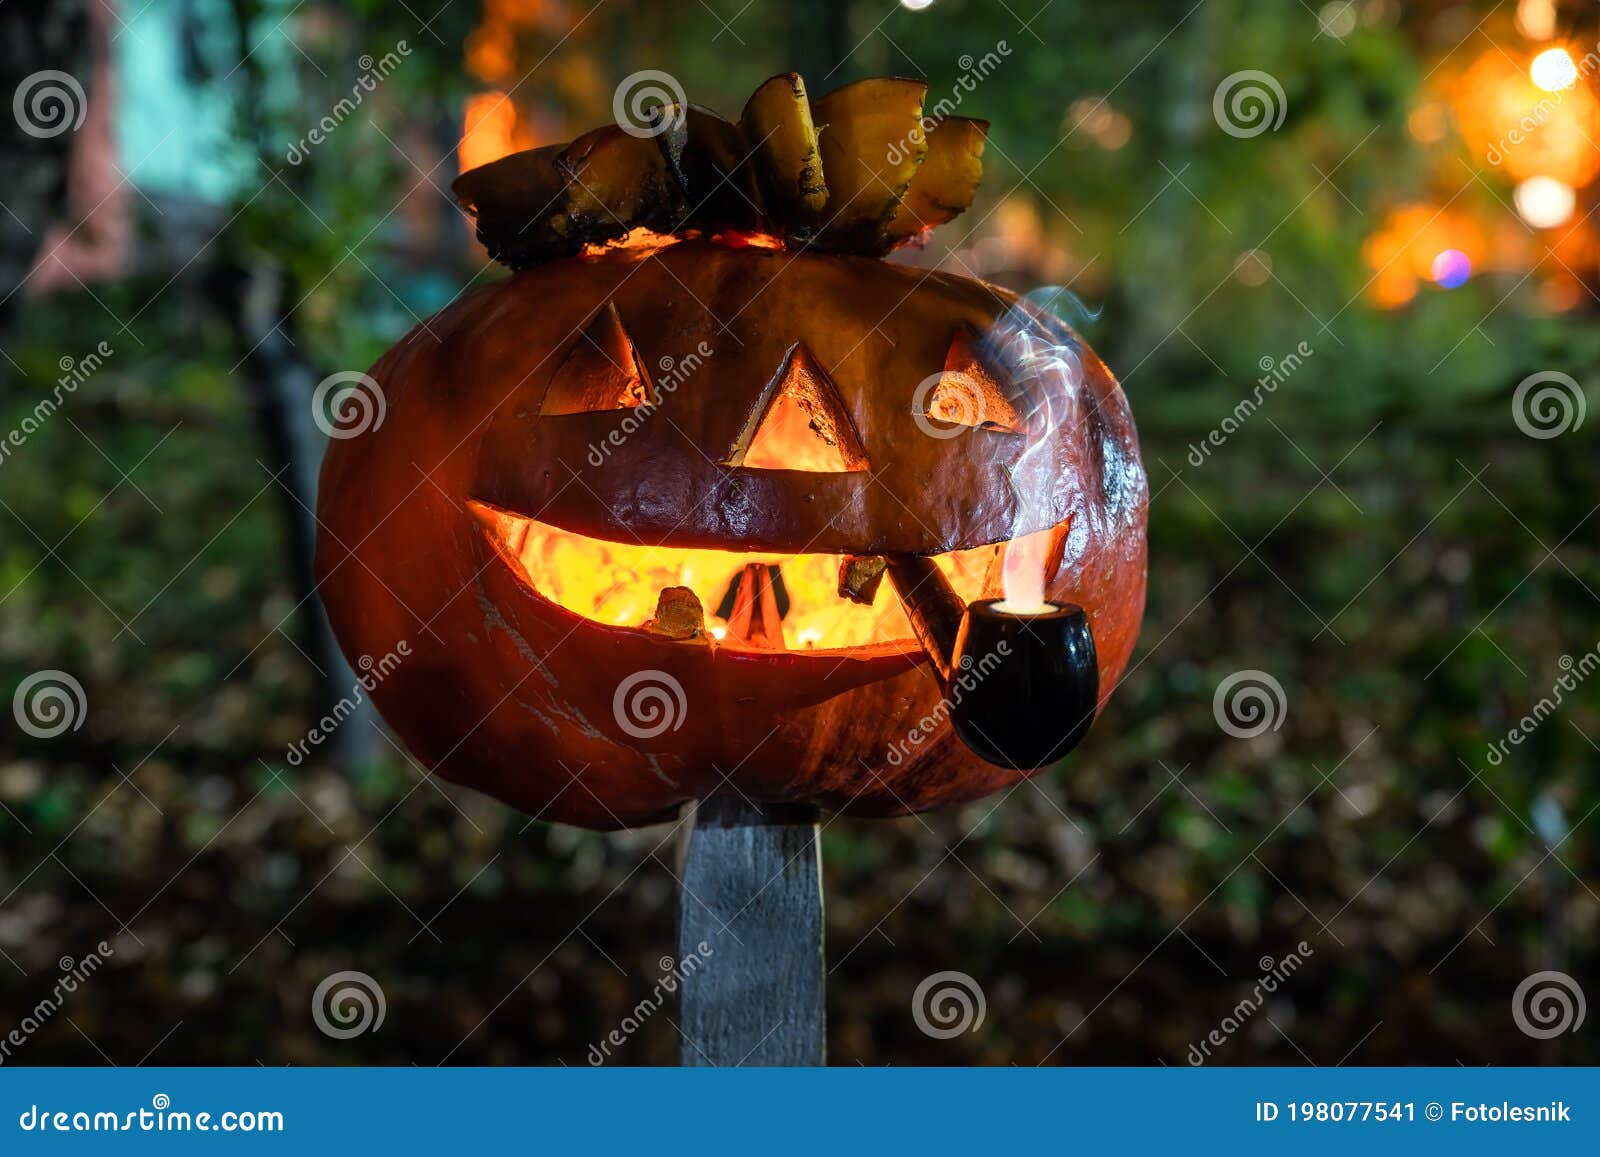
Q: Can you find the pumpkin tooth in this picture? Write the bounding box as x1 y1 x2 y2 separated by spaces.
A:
646 585 706 640
740 73 828 234
837 555 888 606
809 77 929 255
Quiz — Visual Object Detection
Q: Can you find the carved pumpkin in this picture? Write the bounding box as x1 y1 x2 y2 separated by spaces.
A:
315 75 1148 830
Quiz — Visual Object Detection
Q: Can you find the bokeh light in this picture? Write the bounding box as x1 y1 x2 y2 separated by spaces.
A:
1530 47 1578 92
1407 102 1448 143
1065 95 1133 150
1517 0 1558 40
1363 204 1486 309
1453 49 1600 185
1233 249 1273 286
1514 175 1577 228
1429 248 1472 288
1318 1 1358 38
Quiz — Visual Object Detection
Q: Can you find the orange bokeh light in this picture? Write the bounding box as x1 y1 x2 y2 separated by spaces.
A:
459 92 537 174
1453 48 1600 185
1362 203 1487 309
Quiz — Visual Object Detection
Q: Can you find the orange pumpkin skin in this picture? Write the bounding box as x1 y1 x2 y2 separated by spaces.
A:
315 239 1147 830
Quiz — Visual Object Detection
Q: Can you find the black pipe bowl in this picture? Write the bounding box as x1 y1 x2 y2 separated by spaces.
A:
947 600 1099 771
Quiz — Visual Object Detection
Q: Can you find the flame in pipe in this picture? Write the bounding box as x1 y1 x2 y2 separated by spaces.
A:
981 288 1099 612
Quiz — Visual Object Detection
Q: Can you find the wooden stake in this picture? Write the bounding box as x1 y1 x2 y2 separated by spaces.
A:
676 793 825 1066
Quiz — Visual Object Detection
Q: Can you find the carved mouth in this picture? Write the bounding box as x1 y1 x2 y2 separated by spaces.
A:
472 502 1010 655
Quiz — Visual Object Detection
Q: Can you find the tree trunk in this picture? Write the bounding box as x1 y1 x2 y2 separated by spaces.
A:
212 262 380 768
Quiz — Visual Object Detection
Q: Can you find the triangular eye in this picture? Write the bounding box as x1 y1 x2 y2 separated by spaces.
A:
921 325 1028 434
540 302 658 415
724 343 869 473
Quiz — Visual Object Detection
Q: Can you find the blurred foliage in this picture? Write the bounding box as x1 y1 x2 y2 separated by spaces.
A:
1 0 1596 1065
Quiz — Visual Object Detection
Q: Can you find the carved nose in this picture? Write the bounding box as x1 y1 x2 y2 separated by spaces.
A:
722 342 868 473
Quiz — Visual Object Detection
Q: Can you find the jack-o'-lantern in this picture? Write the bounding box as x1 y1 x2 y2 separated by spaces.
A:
315 75 1148 830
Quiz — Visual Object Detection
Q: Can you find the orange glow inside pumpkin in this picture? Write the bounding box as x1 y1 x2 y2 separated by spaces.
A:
741 391 861 472
471 297 1074 650
483 507 1004 651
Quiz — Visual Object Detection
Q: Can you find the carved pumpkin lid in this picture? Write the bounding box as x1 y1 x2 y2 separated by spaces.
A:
452 74 988 269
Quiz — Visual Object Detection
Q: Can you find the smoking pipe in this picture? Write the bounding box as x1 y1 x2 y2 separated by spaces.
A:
884 555 1098 770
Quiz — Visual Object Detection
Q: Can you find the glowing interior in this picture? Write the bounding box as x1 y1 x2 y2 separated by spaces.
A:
486 510 1003 651
740 386 863 473
733 344 869 474
473 283 1070 649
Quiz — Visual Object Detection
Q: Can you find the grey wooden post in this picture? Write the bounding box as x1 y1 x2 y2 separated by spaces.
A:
676 794 825 1065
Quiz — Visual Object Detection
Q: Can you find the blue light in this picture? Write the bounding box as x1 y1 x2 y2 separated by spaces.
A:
1430 248 1472 289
